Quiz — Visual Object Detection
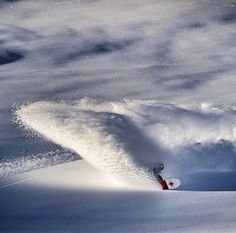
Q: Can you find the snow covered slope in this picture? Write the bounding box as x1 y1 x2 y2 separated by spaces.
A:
1 0 236 232
0 160 236 233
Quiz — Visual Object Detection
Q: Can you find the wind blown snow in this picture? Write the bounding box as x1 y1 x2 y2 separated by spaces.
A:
1 1 236 232
16 99 236 186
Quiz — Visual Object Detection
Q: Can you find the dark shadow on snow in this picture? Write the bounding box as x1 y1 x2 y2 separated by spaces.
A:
218 10 236 24
183 22 207 29
165 69 228 90
178 171 236 191
170 140 236 191
54 39 134 65
0 49 23 65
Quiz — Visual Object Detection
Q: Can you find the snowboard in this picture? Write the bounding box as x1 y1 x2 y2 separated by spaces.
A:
165 178 181 190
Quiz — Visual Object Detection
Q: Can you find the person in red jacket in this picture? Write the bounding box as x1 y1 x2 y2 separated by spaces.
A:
151 163 169 190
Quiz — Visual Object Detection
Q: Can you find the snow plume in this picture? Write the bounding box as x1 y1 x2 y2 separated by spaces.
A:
16 99 236 185
1 0 236 160
0 149 78 178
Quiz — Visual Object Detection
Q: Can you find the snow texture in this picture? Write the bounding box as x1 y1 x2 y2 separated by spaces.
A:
0 0 236 232
16 99 236 187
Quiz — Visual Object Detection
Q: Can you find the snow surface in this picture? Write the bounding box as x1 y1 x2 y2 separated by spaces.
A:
1 0 236 232
1 160 236 233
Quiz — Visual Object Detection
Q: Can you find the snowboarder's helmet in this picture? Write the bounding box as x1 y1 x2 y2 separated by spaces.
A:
159 163 164 170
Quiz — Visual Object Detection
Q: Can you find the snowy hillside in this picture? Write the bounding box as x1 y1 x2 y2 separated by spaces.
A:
0 0 236 232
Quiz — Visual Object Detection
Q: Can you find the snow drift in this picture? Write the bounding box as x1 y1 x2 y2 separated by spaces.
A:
15 98 236 187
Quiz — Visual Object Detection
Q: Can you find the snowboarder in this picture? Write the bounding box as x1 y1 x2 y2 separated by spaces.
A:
151 163 169 190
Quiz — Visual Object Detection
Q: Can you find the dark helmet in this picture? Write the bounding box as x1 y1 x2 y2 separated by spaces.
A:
158 163 164 170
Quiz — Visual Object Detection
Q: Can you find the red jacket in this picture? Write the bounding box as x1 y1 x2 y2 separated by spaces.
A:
160 180 169 190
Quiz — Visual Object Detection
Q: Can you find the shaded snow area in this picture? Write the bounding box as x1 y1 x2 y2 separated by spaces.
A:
0 160 236 233
0 0 236 232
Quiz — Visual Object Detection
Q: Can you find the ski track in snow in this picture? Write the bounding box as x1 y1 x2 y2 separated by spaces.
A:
0 178 32 190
